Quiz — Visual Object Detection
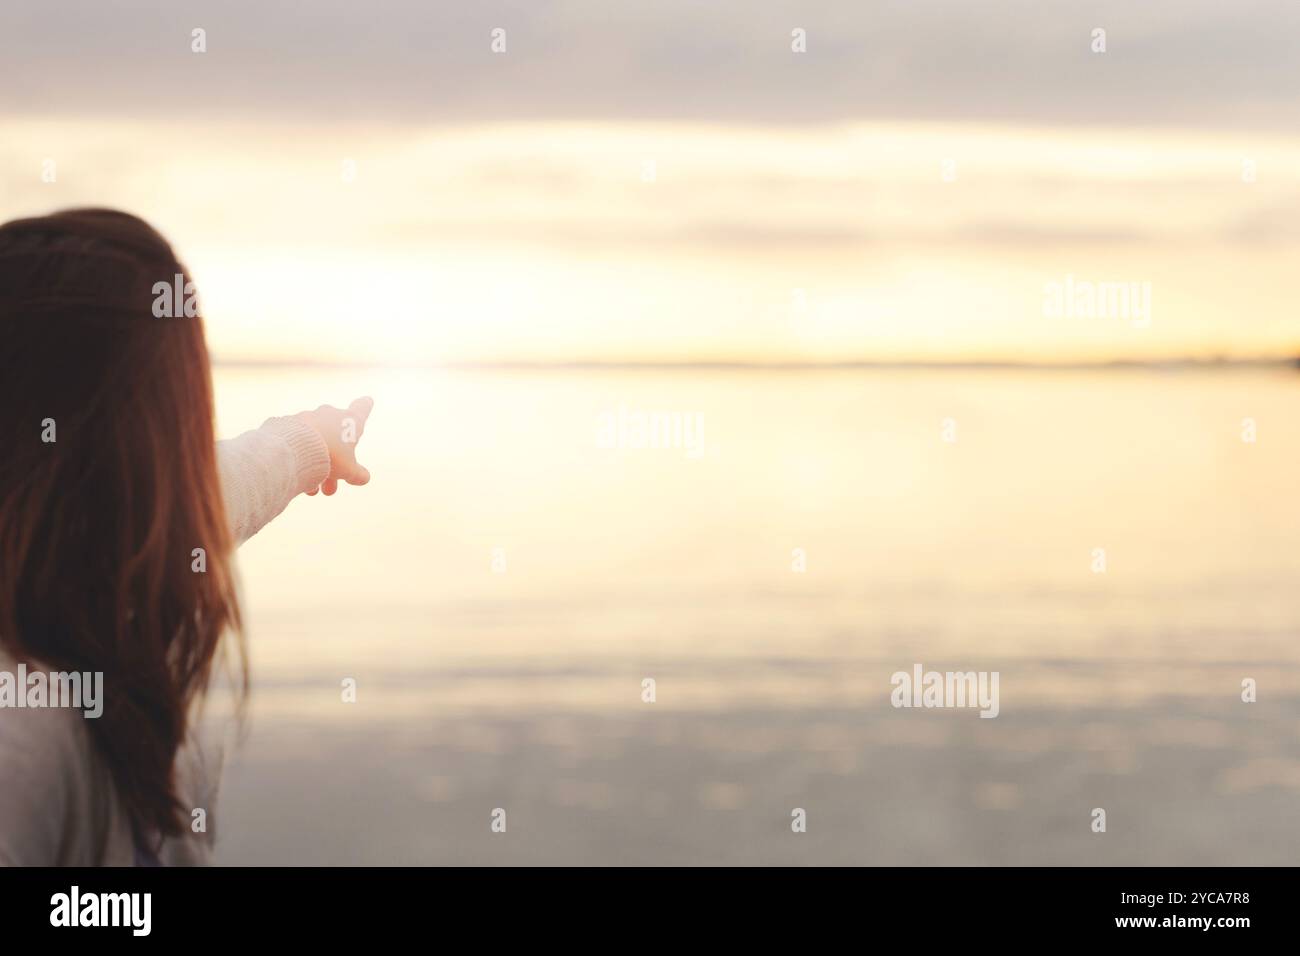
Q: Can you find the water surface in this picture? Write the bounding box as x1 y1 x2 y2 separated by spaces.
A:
209 366 1300 864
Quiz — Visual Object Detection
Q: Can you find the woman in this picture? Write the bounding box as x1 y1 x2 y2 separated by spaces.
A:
0 208 372 865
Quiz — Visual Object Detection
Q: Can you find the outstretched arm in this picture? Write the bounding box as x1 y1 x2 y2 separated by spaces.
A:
217 398 373 546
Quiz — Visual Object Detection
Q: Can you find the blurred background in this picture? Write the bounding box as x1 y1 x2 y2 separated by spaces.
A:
3 1 1299 863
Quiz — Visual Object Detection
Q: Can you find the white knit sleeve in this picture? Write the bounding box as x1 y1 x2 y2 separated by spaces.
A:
216 417 331 547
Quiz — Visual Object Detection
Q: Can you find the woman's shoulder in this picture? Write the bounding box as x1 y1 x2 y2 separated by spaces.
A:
0 646 211 866
0 646 118 865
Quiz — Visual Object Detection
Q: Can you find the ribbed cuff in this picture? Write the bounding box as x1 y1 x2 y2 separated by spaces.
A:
262 416 331 493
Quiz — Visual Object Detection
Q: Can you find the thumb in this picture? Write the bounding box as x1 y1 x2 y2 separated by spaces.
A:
341 459 371 486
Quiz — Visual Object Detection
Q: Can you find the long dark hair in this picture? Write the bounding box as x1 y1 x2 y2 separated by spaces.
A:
0 208 244 844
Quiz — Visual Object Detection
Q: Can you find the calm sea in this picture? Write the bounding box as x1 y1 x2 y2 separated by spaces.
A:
208 365 1300 864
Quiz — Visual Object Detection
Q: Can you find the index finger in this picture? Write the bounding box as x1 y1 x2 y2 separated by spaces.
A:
347 396 374 432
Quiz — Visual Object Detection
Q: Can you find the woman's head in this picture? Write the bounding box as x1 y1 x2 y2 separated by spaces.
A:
0 209 243 844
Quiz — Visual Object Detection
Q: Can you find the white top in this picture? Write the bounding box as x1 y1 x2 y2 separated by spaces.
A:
0 416 330 866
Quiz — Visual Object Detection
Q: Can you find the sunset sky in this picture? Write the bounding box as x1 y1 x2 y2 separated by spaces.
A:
3 1 1299 363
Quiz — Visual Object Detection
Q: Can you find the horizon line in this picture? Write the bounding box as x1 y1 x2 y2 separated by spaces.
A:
211 356 1300 373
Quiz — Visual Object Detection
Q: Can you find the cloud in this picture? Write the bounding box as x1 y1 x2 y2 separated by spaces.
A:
2 0 1298 127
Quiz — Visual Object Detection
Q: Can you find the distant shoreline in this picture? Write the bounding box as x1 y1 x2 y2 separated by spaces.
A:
212 356 1300 373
